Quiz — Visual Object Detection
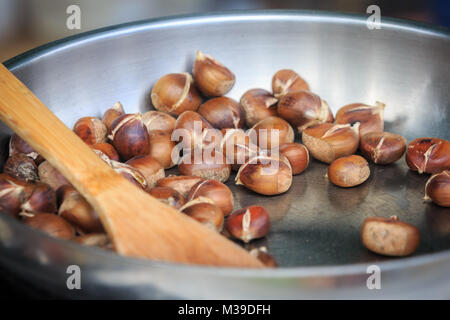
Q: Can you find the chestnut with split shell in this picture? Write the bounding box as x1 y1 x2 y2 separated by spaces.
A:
4 153 39 182
424 170 450 207
9 133 43 164
335 101 385 137
248 116 295 150
142 111 176 135
187 179 234 216
73 116 107 145
359 132 406 165
272 69 309 98
156 175 204 198
126 155 165 189
240 89 278 127
198 97 244 129
180 197 224 232
147 186 185 210
405 137 450 174
0 173 33 217
225 205 270 243
102 102 125 131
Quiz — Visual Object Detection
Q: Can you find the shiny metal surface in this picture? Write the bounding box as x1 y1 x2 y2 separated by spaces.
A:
0 11 449 299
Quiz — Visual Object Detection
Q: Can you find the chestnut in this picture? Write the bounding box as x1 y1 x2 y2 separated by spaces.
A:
235 154 292 195
225 205 270 243
3 153 39 182
9 133 43 164
156 175 204 198
102 101 125 130
38 161 70 190
240 89 278 127
108 113 150 161
277 90 333 132
147 186 185 209
405 137 450 174
126 155 165 188
197 97 244 129
151 72 201 116
21 182 57 214
180 197 224 232
73 116 107 145
0 174 32 217
57 185 104 234
178 150 231 183
279 143 309 175
360 132 406 164
424 170 449 207
75 233 112 249
335 101 385 137
220 129 260 171
148 130 177 169
110 160 147 190
173 111 218 151
361 216 420 256
302 122 360 164
142 110 176 135
249 247 278 268
23 213 75 240
91 142 120 161
192 50 235 97
272 69 309 98
187 179 234 216
248 116 295 150
328 155 370 188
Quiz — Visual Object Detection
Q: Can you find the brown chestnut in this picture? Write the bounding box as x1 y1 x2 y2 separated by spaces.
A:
73 116 107 145
21 182 57 214
147 186 185 209
187 179 234 216
361 216 420 256
142 110 176 135
248 116 295 150
220 129 260 171
302 122 360 163
148 130 177 169
272 69 309 98
178 150 231 183
360 132 406 164
38 161 70 190
328 155 370 188
277 90 333 132
126 155 165 188
249 247 278 268
151 72 201 116
192 50 235 97
424 170 450 207
23 213 75 240
108 113 150 161
335 101 385 137
3 153 39 182
225 205 270 243
197 97 244 129
0 174 33 217
173 111 219 151
110 160 148 190
102 101 125 131
57 185 103 234
156 175 204 198
240 89 278 127
405 138 450 174
75 233 112 249
279 143 309 175
9 134 43 164
91 142 120 161
236 154 292 195
180 197 224 232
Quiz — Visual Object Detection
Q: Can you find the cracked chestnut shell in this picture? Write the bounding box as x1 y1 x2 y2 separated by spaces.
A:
405 137 450 174
3 153 39 182
0 174 33 217
328 155 370 188
335 101 385 137
192 50 235 97
21 182 57 214
279 143 309 175
220 129 260 171
73 116 107 145
178 150 231 183
23 213 75 240
272 69 309 98
102 102 125 130
126 155 165 188
151 72 201 116
142 111 176 135
240 89 278 127
110 160 148 190
187 179 234 216
225 205 270 243
360 132 406 164
181 197 224 232
9 134 43 165
198 97 244 129
147 186 185 209
248 116 295 150
424 170 450 207
156 175 204 198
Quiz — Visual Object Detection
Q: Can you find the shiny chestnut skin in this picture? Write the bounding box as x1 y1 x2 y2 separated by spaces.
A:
360 132 406 164
3 153 39 182
279 143 309 175
38 161 70 190
0 174 33 217
181 197 224 232
148 130 177 169
249 247 278 267
405 138 450 174
335 101 385 137
110 160 147 190
220 129 260 171
57 185 104 233
361 216 420 256
328 155 370 188
187 179 234 216
197 97 244 129
173 111 219 151
156 175 204 198
102 101 125 130
277 90 333 132
192 50 235 97
302 122 360 164
91 142 120 161
142 111 176 135
126 155 165 188
424 170 450 207
21 182 57 214
151 72 201 116
23 213 75 240
178 150 231 183
236 154 292 195
9 134 43 164
147 186 185 209
272 69 309 98
225 205 270 243
240 89 278 127
248 116 295 150
108 113 150 161
73 116 107 145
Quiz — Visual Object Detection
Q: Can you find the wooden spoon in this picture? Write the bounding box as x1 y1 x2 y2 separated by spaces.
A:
0 64 263 268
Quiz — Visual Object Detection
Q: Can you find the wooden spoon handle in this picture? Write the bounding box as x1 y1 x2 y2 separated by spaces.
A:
0 64 263 268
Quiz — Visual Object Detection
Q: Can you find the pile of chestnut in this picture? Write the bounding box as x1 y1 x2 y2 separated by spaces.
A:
0 50 449 265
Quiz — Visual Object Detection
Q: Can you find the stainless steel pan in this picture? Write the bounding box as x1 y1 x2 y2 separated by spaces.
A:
0 10 449 299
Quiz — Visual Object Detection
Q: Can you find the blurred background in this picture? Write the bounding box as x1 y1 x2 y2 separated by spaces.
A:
0 0 449 62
